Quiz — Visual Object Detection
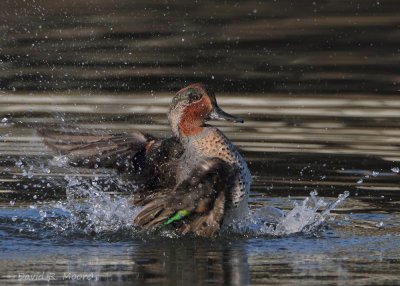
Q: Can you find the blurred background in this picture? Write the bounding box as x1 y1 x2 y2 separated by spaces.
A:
1 1 400 285
1 0 399 93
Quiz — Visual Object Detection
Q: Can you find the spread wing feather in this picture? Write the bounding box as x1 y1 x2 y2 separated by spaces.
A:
133 158 236 237
38 128 153 173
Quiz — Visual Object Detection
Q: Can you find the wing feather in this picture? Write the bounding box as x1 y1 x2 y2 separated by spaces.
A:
38 128 152 172
133 158 236 237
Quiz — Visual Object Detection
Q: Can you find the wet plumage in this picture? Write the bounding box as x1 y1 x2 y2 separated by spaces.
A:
39 83 252 237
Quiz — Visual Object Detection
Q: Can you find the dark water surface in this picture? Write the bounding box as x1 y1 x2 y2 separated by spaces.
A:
1 1 400 285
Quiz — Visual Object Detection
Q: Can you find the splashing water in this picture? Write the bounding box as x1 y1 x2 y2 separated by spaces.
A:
14 155 348 238
40 175 140 235
38 177 349 237
233 191 349 236
274 191 349 235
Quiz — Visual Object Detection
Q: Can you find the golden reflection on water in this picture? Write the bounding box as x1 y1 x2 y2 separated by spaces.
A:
1 92 400 161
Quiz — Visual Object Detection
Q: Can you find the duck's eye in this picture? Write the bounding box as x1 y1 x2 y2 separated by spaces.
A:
188 92 202 102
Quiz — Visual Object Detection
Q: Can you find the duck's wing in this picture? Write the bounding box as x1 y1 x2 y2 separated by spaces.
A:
38 128 154 173
141 136 183 188
133 158 236 237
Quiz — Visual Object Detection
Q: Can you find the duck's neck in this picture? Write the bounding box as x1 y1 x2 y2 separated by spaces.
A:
175 104 208 138
178 119 205 137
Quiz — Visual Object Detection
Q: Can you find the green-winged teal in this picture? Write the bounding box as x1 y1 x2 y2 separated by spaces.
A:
40 83 252 237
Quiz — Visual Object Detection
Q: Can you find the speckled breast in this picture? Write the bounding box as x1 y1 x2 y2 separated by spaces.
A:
181 127 252 210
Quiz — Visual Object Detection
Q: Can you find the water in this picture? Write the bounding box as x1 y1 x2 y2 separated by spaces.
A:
1 0 400 285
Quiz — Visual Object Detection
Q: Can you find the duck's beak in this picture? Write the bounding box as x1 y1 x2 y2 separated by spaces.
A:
209 105 244 123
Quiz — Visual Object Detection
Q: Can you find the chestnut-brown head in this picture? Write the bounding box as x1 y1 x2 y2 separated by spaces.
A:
168 83 243 137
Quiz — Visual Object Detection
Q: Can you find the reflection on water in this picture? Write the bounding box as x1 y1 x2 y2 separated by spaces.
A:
1 0 400 285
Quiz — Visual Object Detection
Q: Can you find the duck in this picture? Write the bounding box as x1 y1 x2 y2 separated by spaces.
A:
39 83 252 237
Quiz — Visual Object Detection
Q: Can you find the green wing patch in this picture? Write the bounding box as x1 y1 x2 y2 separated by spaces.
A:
164 209 190 226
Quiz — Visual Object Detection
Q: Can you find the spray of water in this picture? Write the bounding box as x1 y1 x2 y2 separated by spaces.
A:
38 174 140 236
34 171 350 237
232 191 349 236
13 158 349 238
46 178 348 237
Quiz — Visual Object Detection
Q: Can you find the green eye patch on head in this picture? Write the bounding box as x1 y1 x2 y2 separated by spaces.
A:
172 88 202 106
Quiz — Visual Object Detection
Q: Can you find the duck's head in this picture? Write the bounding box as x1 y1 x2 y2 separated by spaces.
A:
168 83 243 137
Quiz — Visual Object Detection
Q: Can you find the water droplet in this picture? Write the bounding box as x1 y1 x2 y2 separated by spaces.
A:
15 161 23 167
391 167 399 173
